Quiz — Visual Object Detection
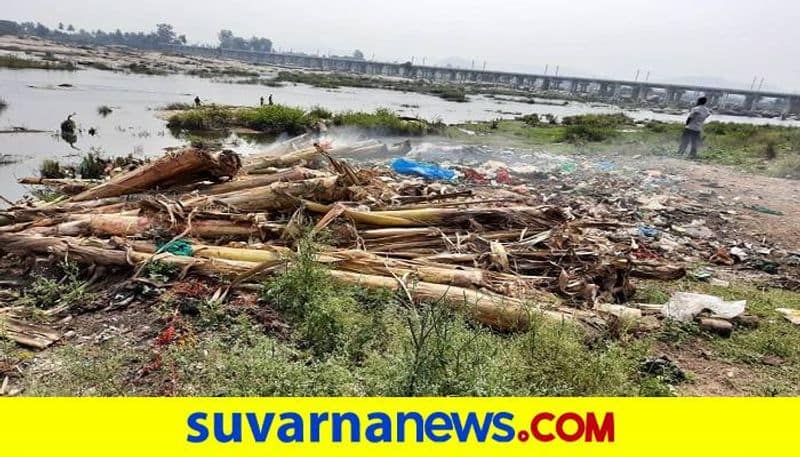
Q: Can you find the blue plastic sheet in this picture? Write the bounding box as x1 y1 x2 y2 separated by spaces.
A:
391 157 455 180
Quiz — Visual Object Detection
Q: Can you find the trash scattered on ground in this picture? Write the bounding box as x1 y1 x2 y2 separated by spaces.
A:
639 355 686 384
661 292 746 323
776 308 800 325
390 157 455 180
2 133 799 351
749 205 783 216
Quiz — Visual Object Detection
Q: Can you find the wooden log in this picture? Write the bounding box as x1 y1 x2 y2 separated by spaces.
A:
0 234 129 266
71 148 241 201
185 176 342 211
0 316 61 349
328 270 568 332
18 177 102 195
199 167 328 196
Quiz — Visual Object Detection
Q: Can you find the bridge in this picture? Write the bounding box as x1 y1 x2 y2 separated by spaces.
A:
168 45 800 115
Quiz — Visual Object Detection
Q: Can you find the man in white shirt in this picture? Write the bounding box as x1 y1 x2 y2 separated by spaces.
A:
678 96 712 158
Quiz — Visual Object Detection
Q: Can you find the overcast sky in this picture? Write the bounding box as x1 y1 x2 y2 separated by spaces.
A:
5 0 799 91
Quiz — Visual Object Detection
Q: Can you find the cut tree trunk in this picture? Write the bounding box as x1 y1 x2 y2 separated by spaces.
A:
71 148 241 201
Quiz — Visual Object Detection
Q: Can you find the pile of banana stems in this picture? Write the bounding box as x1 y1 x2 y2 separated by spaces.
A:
1 136 684 335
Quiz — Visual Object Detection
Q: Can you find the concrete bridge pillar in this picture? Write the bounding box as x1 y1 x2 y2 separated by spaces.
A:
743 94 760 111
570 80 579 93
541 78 551 90
706 91 724 107
787 96 800 115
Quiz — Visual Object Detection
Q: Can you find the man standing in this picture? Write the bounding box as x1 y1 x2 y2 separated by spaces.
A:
678 96 712 158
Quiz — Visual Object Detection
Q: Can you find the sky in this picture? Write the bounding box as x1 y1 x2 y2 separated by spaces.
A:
5 0 800 91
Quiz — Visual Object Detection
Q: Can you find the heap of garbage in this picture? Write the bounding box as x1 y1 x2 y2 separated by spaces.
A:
4 133 790 349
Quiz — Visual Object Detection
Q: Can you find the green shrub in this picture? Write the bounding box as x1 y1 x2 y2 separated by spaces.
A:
162 102 193 111
235 104 309 134
518 113 541 126
333 108 433 135
166 105 236 130
560 124 618 143
561 112 633 127
261 235 390 360
39 159 66 178
78 152 107 179
19 261 87 309
308 105 333 120
428 85 467 102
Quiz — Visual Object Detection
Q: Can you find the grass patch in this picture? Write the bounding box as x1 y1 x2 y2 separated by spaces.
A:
559 113 634 143
167 105 441 136
333 108 441 135
274 71 467 102
0 55 77 71
446 117 800 178
637 279 800 394
235 105 309 135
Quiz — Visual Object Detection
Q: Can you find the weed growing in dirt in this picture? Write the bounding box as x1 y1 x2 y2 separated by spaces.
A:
97 105 113 116
18 261 88 310
261 235 391 360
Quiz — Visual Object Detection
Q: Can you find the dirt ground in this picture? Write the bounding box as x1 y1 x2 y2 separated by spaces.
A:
628 156 800 249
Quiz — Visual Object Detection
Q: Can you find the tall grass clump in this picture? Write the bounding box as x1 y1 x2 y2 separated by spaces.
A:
39 159 67 178
235 105 309 134
261 235 391 360
166 105 236 130
559 113 633 143
333 108 438 135
78 151 106 179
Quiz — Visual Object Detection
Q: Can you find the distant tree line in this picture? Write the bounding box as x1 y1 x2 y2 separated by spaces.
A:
217 29 272 53
0 19 189 49
0 20 271 53
0 19 367 58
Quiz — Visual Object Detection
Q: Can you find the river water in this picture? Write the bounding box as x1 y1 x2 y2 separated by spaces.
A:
1 68 798 202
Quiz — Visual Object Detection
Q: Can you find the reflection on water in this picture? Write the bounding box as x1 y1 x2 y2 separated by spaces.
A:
1 67 798 202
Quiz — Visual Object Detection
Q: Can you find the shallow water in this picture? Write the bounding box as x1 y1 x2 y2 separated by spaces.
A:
1 68 797 202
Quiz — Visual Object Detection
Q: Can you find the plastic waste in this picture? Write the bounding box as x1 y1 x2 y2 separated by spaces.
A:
661 292 746 323
391 157 455 180
158 239 193 256
776 308 800 325
559 162 577 174
595 160 616 172
750 205 783 216
638 226 659 237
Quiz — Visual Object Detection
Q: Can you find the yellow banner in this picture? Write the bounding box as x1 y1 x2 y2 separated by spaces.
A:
0 398 794 457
